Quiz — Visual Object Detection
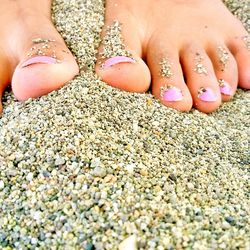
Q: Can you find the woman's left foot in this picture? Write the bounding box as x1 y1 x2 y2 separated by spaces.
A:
0 0 79 113
95 0 250 113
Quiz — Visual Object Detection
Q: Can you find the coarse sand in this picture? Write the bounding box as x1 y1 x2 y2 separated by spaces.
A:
0 0 249 249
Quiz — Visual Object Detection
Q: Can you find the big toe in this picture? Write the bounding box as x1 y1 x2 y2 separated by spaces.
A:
96 54 150 93
95 5 151 93
11 23 79 101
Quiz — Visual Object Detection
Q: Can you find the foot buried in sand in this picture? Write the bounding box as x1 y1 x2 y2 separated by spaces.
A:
95 0 250 113
0 0 79 112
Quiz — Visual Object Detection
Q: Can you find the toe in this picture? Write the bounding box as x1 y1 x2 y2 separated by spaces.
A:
181 44 221 113
12 38 79 101
229 35 250 89
95 8 150 93
0 52 11 113
208 44 237 101
146 44 192 111
96 53 150 93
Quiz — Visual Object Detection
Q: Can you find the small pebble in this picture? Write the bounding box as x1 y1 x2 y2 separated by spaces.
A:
119 235 138 250
26 172 34 181
0 180 4 190
187 182 194 190
168 173 177 183
125 164 135 174
92 166 107 178
140 169 148 176
225 216 236 225
86 243 94 250
31 238 38 245
222 221 231 230
55 157 65 166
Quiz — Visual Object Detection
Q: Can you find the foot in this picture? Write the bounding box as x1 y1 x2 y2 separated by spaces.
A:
0 0 79 113
95 0 250 113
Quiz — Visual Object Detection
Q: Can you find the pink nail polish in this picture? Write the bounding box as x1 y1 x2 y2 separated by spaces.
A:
21 56 57 68
198 87 217 102
102 56 136 69
161 86 183 102
219 80 232 96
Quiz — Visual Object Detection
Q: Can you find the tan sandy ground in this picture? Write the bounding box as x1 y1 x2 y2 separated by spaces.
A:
0 0 249 249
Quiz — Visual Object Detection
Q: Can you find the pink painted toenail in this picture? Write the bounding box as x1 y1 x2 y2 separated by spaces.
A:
161 86 183 102
21 56 57 68
198 87 217 102
102 56 136 69
219 79 232 96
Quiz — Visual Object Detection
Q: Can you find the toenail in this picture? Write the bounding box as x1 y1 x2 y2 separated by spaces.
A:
218 79 232 96
160 85 183 102
198 87 217 102
21 56 58 68
102 56 136 69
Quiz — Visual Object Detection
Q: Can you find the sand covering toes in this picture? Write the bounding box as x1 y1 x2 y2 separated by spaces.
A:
0 0 249 249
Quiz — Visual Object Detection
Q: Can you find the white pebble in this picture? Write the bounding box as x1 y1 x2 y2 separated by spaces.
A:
26 172 34 181
152 121 159 127
119 235 137 250
183 118 192 125
157 246 165 250
132 121 139 133
222 221 231 230
187 182 194 190
125 164 135 174
31 237 38 245
82 184 88 192
90 158 101 168
82 87 89 94
0 180 5 190
55 157 65 166
33 211 41 221
92 166 106 177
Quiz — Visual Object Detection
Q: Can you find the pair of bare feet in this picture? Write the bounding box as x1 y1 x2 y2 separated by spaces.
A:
0 0 249 114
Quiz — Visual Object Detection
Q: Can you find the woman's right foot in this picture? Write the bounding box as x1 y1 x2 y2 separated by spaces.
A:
0 0 79 113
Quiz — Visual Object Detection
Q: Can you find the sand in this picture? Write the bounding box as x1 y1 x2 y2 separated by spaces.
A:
0 0 249 249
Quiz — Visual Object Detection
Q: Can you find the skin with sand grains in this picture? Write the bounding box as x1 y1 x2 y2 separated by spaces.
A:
95 0 250 113
0 1 249 248
0 0 79 113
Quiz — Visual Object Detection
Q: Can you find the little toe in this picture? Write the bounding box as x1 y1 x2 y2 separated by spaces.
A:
181 45 221 113
95 14 151 93
229 35 250 89
146 48 192 112
208 44 237 101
